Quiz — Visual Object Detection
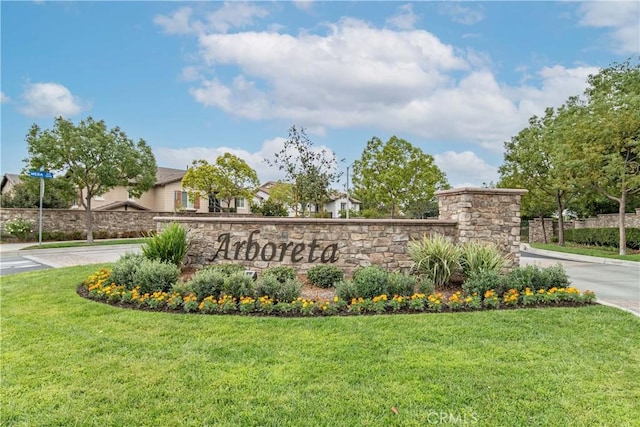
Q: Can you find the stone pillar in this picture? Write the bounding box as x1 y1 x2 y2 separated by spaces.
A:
436 188 527 268
529 218 555 243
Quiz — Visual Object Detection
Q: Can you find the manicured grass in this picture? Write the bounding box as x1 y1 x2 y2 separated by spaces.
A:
2 266 639 426
21 238 147 250
531 242 640 262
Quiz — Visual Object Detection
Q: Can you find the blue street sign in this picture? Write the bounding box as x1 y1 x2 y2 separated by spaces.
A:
29 170 54 179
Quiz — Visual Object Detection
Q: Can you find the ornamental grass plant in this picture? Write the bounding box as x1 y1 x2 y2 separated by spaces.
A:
407 234 461 288
142 222 190 266
459 241 506 277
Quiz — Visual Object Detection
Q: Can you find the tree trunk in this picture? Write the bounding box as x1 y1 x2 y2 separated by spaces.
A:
556 191 565 246
85 195 94 243
619 191 627 255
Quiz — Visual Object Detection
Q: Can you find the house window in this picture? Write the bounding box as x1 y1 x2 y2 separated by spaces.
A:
235 198 245 208
340 202 347 211
94 195 105 201
175 191 199 211
127 190 136 200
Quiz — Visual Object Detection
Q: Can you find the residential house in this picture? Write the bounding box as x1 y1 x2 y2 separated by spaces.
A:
254 182 361 218
90 167 250 214
0 173 21 196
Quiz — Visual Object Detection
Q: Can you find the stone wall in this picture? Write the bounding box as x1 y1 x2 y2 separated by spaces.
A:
0 208 252 240
156 188 527 275
573 209 640 229
436 188 527 268
529 209 640 243
157 216 458 277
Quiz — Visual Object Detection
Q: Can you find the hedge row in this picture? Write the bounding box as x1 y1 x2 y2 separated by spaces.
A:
564 227 640 250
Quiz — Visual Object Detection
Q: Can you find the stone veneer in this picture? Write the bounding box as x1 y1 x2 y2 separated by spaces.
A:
528 208 640 244
436 188 527 268
156 216 458 277
156 188 527 275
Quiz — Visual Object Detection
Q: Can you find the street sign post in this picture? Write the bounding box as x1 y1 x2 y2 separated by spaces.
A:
28 170 54 246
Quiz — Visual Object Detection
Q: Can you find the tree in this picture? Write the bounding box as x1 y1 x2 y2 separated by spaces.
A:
351 136 448 218
266 126 342 217
562 59 640 254
250 199 289 217
182 153 259 212
25 116 157 242
0 175 76 208
498 108 576 245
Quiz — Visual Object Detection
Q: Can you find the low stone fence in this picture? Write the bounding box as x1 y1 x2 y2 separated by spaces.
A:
529 209 640 244
156 216 458 276
156 188 527 276
0 208 253 240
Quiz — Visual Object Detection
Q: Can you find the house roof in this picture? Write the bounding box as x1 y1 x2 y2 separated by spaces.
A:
329 192 361 203
93 200 150 211
155 167 187 186
1 173 22 195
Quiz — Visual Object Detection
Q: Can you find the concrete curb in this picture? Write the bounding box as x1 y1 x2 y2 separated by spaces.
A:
521 244 639 268
596 300 640 318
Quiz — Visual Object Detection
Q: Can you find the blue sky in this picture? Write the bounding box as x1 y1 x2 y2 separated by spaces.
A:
1 1 638 188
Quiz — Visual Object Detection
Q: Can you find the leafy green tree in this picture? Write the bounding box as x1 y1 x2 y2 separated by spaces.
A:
562 59 640 254
351 136 448 218
498 108 576 245
266 126 342 217
182 153 259 212
250 199 289 217
25 116 157 242
1 175 76 208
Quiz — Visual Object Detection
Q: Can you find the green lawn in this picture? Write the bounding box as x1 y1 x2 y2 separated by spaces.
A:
531 242 640 262
2 266 639 426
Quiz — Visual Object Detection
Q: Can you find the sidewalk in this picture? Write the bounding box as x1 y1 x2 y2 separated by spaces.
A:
521 243 639 267
0 241 142 268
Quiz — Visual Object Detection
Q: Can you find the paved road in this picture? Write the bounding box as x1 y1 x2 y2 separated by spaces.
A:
0 256 51 276
521 251 640 315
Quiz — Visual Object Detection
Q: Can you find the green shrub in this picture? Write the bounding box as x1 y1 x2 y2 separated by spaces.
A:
335 280 358 301
222 273 255 299
462 270 502 296
189 268 226 300
460 242 506 277
387 272 416 296
541 263 570 289
3 217 34 240
306 265 344 288
564 227 640 250
407 234 461 288
142 222 190 266
352 266 389 299
255 275 281 298
132 259 180 294
502 265 542 292
418 277 435 295
170 280 193 297
502 263 570 292
275 279 303 303
208 263 246 276
110 253 146 288
263 266 297 283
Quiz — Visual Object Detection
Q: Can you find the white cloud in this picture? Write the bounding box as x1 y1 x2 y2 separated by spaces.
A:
157 9 600 154
154 2 268 35
293 1 314 12
19 82 85 118
438 3 485 25
578 1 640 54
155 136 341 184
387 4 419 30
434 151 499 188
0 92 10 103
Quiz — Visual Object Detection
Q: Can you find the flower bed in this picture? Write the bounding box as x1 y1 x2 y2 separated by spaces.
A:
79 267 597 316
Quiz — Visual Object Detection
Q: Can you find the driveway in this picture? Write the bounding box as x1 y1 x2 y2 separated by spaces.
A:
521 249 640 316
